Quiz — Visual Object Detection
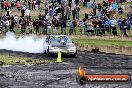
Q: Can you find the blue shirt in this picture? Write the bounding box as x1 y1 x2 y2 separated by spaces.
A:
112 3 118 10
117 19 122 26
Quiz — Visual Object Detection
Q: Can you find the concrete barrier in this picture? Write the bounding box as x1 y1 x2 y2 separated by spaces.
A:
75 44 132 55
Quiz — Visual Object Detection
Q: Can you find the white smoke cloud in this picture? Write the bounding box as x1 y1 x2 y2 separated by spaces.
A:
0 32 48 53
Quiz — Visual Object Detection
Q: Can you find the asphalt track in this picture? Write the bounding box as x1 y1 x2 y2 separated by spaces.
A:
0 50 132 88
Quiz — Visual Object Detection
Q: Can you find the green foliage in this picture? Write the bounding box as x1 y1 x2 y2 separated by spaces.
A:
72 38 132 47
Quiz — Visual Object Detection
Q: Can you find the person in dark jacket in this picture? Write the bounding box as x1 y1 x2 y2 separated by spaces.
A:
121 18 128 37
75 0 79 6
21 8 25 17
10 19 15 33
33 19 40 34
62 18 67 34
126 18 131 36
117 18 123 36
41 19 47 34
54 19 59 34
72 8 76 20
19 18 26 34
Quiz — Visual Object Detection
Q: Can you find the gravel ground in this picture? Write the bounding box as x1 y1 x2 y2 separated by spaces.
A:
0 50 132 88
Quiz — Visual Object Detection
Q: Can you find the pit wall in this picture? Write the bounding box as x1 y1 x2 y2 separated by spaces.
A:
75 44 132 55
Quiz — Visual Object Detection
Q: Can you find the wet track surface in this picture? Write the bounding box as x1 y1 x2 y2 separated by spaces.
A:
0 50 132 88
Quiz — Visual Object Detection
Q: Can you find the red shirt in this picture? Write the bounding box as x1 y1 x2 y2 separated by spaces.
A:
4 1 9 8
16 2 21 7
108 0 114 3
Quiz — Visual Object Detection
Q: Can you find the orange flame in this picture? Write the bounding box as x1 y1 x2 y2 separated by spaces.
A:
78 66 86 76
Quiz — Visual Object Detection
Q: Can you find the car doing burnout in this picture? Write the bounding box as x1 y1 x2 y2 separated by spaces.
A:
45 35 77 57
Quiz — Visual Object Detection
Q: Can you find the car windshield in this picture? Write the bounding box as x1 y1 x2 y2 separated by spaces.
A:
50 36 72 44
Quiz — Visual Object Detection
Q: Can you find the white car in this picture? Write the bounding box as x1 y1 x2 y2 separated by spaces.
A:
45 35 77 57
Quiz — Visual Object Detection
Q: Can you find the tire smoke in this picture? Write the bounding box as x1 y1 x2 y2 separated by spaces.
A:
0 32 48 53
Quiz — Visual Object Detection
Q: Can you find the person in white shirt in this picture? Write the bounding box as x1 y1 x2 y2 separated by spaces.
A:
78 20 83 34
47 20 52 34
25 8 31 16
71 0 75 10
110 18 117 36
14 15 19 24
4 19 10 32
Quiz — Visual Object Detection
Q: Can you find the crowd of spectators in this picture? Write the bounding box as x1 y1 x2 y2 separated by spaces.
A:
0 0 132 36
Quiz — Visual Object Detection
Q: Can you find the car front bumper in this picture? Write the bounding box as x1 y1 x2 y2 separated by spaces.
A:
49 48 76 55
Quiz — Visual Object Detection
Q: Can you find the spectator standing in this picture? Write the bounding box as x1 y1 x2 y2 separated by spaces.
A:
72 8 76 20
66 7 71 20
87 19 94 35
83 0 87 6
97 3 102 17
49 7 54 17
10 17 15 33
126 18 131 36
32 0 36 10
10 0 15 9
41 19 46 34
87 0 91 8
1 0 5 10
27 20 32 34
19 18 26 34
79 20 84 35
121 18 128 37
92 18 97 35
112 2 118 12
16 1 21 10
21 4 27 17
35 0 39 10
4 1 9 11
75 0 79 6
62 18 67 34
110 18 117 36
98 19 105 35
68 0 72 9
69 20 74 35
47 20 52 34
37 0 41 10
6 10 11 17
71 0 76 10
73 19 77 35
104 19 111 34
45 6 48 15
75 6 80 20
4 18 10 32
127 11 131 19
117 18 123 36
92 2 96 16
118 6 123 16
84 20 88 35
54 19 59 34
14 15 19 24
28 0 31 10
